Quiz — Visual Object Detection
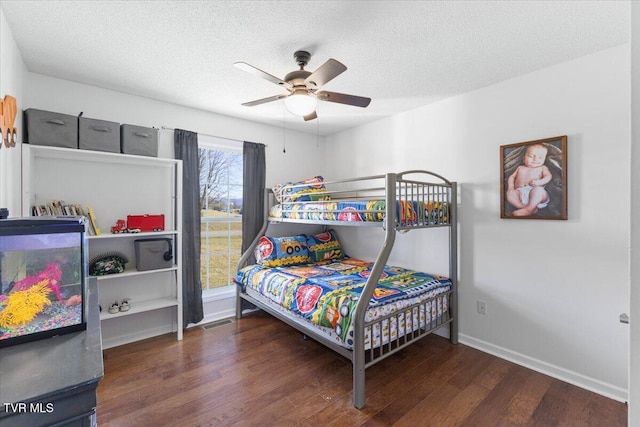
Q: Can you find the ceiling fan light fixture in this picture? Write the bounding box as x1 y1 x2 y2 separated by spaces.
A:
284 91 317 116
237 51 369 121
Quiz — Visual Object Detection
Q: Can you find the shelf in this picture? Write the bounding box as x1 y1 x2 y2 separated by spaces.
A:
88 230 178 240
22 138 184 348
99 297 178 321
91 266 178 281
24 144 178 167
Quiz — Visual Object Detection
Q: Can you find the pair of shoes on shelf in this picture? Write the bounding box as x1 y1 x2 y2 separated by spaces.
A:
108 298 131 314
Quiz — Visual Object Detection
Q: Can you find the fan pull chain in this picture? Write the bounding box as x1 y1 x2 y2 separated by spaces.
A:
282 105 286 154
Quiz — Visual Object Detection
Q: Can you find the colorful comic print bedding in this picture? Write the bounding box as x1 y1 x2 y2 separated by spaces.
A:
269 200 448 225
234 258 451 349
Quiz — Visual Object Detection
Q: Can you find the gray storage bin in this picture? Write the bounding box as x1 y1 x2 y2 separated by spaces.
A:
79 117 120 153
134 238 173 271
121 124 158 157
24 108 78 148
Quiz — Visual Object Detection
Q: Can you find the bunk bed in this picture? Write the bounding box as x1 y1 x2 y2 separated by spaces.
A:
235 170 458 409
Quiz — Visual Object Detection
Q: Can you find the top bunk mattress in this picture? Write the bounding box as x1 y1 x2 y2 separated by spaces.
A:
270 199 449 225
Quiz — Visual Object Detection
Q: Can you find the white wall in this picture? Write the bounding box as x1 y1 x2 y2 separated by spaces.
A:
24 73 325 188
326 45 630 401
630 2 639 424
0 8 26 216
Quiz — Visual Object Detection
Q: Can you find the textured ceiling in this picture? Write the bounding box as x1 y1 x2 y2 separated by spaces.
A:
0 0 631 136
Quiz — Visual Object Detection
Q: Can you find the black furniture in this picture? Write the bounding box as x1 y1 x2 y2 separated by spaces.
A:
0 278 103 426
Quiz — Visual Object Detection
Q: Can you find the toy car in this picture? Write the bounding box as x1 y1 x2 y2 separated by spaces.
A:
110 219 127 234
110 215 165 234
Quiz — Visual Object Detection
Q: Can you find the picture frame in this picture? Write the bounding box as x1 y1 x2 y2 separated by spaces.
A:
500 135 567 220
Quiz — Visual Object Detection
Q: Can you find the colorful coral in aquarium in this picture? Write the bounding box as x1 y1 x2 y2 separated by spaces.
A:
11 262 64 301
0 280 52 328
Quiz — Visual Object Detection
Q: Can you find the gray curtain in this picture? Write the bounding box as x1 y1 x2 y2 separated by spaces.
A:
242 141 266 264
174 129 204 326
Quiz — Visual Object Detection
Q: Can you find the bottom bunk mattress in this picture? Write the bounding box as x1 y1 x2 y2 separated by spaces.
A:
234 258 451 350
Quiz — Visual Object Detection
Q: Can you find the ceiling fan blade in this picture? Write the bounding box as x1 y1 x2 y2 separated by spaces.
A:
234 62 292 90
316 91 371 108
303 111 317 121
304 59 347 88
241 94 288 107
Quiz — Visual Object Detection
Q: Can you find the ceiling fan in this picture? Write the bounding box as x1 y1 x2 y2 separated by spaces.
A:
234 50 371 121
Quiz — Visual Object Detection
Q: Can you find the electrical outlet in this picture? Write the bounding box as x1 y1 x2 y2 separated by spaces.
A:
477 300 487 315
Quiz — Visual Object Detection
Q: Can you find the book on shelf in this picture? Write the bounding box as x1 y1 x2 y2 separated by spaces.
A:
30 200 101 236
87 206 102 236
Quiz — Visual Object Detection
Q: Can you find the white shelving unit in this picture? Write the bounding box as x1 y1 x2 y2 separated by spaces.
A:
21 144 183 349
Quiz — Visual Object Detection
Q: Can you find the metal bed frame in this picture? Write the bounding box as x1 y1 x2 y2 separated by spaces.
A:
235 170 458 409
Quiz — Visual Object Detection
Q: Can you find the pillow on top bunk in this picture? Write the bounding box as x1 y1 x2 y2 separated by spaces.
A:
306 230 345 262
254 234 311 267
272 176 330 203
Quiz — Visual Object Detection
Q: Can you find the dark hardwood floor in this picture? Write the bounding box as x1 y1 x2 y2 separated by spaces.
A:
97 311 627 426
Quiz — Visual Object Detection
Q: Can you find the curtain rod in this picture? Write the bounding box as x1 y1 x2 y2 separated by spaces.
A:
161 126 267 147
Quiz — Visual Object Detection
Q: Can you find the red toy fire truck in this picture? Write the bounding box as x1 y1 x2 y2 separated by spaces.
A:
110 214 165 233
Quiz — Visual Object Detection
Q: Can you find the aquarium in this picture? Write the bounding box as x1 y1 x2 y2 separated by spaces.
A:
0 217 86 348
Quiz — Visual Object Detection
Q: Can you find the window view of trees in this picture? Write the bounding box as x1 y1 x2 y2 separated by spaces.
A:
199 144 242 291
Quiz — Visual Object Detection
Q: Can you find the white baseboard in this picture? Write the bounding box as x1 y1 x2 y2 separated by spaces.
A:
102 324 175 349
459 333 628 403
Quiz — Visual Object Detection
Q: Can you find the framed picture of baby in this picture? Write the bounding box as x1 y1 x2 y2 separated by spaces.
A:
500 135 567 220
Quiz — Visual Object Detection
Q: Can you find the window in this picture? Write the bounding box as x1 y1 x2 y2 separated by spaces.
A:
198 136 242 293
